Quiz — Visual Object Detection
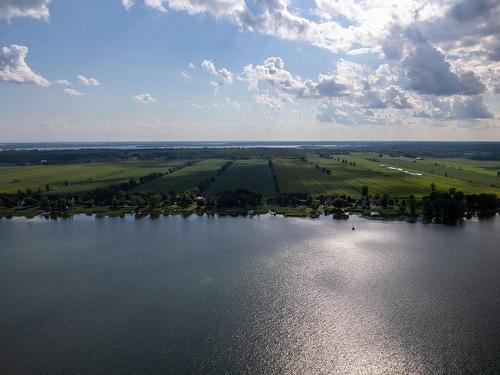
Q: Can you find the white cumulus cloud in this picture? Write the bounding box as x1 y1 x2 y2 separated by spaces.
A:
0 45 50 86
64 88 85 96
144 0 167 12
201 59 234 93
78 75 101 86
122 0 135 11
118 1 500 127
133 93 157 103
253 91 286 110
55 79 70 86
0 0 51 20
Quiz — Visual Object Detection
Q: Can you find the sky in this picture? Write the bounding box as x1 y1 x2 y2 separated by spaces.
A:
0 0 499 142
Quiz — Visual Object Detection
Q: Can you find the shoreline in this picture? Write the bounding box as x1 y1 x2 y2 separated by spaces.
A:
1 205 498 223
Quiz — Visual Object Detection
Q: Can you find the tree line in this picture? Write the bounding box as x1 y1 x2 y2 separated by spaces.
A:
0 148 306 165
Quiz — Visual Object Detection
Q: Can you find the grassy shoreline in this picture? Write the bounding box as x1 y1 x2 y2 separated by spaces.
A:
1 204 497 222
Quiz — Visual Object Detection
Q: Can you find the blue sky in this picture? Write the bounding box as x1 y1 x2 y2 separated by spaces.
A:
0 0 499 141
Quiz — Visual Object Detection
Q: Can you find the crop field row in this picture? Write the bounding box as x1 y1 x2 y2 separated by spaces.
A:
339 152 500 182
309 153 500 197
1 155 499 198
206 160 276 197
273 158 414 197
383 156 500 187
135 159 228 193
0 160 186 194
272 159 341 196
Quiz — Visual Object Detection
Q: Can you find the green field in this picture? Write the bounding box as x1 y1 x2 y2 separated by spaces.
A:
382 156 500 187
1 154 498 199
308 153 500 198
273 159 341 195
273 157 433 197
0 160 186 194
206 159 276 197
135 159 228 193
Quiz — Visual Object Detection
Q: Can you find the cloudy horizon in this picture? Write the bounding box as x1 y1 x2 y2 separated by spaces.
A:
0 0 499 141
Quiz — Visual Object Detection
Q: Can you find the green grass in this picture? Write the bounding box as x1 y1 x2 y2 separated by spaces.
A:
2 154 498 200
135 159 228 193
270 205 315 217
0 160 186 194
273 159 341 195
309 153 500 198
277 156 415 197
206 159 276 197
390 156 500 186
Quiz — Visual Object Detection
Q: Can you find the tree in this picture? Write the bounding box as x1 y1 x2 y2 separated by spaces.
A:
333 198 346 209
148 193 162 208
399 200 406 215
132 195 146 208
40 198 50 211
361 186 368 197
381 194 389 208
110 198 120 210
310 199 320 210
422 191 466 223
55 198 69 212
164 190 174 203
176 193 193 207
408 195 417 217
216 189 261 208
23 197 39 207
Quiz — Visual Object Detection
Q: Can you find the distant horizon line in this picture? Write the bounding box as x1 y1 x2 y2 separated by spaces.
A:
2 140 500 144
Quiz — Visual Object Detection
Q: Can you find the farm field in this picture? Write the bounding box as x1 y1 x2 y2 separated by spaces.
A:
272 159 341 196
0 160 185 194
1 154 498 199
275 157 422 197
206 159 277 197
309 153 500 197
402 157 500 186
135 159 228 193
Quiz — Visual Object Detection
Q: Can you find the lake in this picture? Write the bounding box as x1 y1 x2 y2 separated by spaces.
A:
1 215 500 374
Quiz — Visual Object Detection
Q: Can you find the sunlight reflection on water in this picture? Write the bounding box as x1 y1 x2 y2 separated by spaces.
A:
1 215 500 374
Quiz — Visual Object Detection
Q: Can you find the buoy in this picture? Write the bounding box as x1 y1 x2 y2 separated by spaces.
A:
352 226 355 231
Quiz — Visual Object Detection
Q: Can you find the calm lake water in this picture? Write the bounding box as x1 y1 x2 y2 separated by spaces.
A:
1 215 500 374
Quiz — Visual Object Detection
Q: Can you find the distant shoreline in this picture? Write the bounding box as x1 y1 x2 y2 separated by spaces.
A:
2 140 500 151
